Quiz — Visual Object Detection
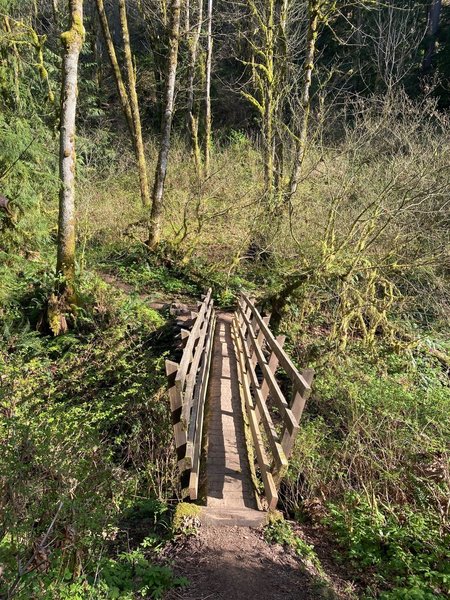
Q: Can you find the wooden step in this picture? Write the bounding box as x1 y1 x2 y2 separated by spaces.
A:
201 506 266 528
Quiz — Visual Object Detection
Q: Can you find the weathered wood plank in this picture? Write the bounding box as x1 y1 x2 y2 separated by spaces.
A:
188 313 216 499
241 293 311 398
236 320 288 477
250 315 270 369
166 359 181 412
181 297 214 427
260 334 286 403
238 297 254 340
281 368 314 458
237 305 298 437
291 367 314 421
175 288 212 391
166 360 188 459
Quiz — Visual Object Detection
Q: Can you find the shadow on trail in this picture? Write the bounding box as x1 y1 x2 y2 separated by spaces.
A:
165 529 332 600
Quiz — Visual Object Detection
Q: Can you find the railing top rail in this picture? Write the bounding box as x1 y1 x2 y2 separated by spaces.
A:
175 288 212 391
240 293 311 397
181 298 214 425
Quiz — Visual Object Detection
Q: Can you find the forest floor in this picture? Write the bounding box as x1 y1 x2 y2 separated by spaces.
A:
164 524 356 600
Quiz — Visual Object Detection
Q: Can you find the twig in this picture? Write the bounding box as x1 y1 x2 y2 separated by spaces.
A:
8 501 64 599
0 136 36 181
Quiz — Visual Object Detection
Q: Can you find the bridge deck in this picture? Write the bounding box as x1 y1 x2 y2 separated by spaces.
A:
205 312 256 510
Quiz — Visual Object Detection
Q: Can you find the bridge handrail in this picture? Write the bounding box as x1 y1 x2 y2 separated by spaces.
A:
166 288 215 500
233 295 314 509
240 293 312 398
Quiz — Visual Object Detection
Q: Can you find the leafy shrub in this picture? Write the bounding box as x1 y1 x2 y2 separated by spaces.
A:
326 493 450 598
98 550 188 599
3 546 187 599
282 338 450 597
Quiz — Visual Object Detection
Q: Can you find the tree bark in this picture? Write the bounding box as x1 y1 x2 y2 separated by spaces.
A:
56 0 84 296
95 0 134 134
119 0 151 207
204 0 213 176
186 0 203 175
52 0 59 23
185 0 190 34
422 0 442 73
3 16 21 109
148 0 181 250
286 0 319 203
265 0 275 200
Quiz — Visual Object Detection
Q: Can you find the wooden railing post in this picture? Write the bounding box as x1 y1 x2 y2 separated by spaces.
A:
166 360 187 464
250 314 270 368
260 333 285 402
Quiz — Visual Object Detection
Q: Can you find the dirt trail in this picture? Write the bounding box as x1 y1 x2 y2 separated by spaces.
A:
98 271 169 310
166 525 329 600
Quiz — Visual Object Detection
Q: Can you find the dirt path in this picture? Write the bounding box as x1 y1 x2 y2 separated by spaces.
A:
166 525 328 600
98 271 170 310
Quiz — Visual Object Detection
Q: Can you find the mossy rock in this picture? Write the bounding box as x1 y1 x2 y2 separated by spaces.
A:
265 509 284 526
172 503 202 537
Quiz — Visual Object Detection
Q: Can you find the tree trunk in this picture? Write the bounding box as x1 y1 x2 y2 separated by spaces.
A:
56 0 84 298
95 0 134 134
422 0 442 73
186 0 203 175
119 0 151 207
52 0 59 23
95 0 150 207
148 0 181 250
204 0 213 176
3 16 21 109
286 0 319 202
185 0 190 34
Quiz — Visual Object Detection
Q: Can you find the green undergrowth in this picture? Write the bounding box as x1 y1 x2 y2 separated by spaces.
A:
264 512 323 573
89 242 258 307
281 322 450 598
0 498 188 599
0 269 184 598
92 244 201 299
326 494 450 599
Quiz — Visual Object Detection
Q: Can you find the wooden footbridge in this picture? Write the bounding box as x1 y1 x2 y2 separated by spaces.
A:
166 290 313 523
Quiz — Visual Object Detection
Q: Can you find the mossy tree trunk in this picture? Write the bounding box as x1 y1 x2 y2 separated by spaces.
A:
286 0 319 202
119 0 151 207
186 0 203 177
95 0 133 134
204 0 213 177
242 0 288 209
3 16 21 109
148 0 181 250
52 0 59 22
95 0 150 207
56 0 84 300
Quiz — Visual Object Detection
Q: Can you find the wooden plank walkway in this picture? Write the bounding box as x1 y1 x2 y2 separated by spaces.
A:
205 312 256 510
